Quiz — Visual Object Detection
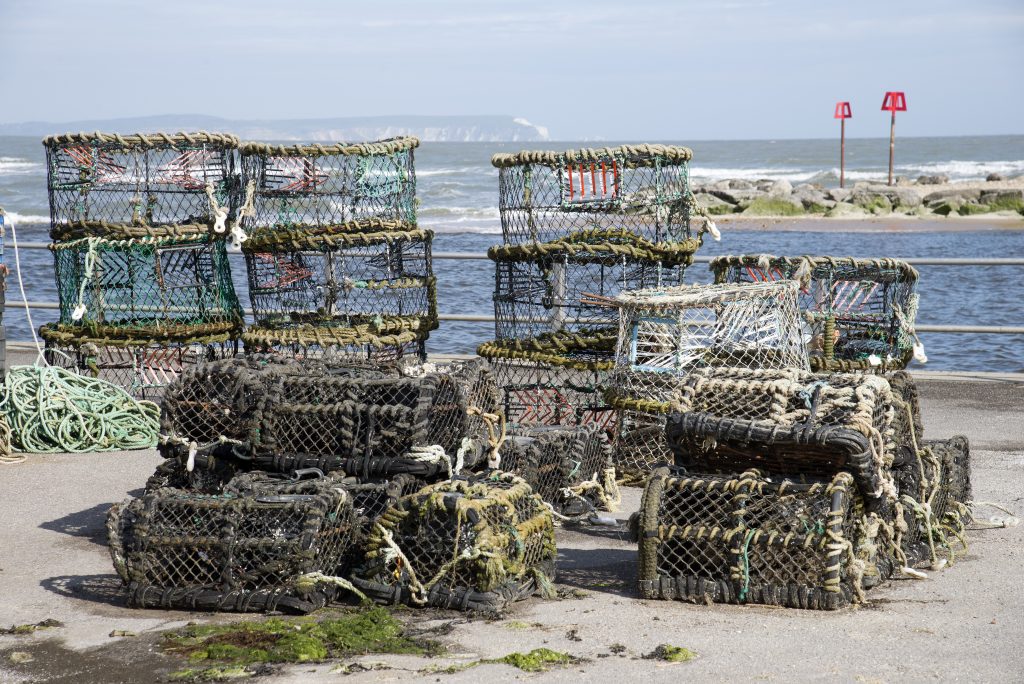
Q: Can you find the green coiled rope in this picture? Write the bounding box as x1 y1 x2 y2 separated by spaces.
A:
0 365 160 454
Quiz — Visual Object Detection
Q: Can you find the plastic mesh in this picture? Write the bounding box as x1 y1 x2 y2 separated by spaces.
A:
493 144 699 245
711 255 920 371
48 234 242 335
606 281 809 478
351 471 556 611
638 468 879 610
159 356 501 481
238 138 418 230
44 132 240 233
497 424 620 516
107 472 358 613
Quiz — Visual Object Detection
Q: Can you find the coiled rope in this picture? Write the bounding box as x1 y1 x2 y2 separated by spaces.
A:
0 365 160 455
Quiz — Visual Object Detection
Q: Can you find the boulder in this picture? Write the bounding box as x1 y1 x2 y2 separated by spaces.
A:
851 191 893 215
923 188 982 203
986 173 1004 182
768 179 793 197
916 174 950 185
693 192 737 216
707 187 765 206
728 179 754 190
979 189 1024 213
740 196 805 217
824 202 868 218
887 188 923 209
792 185 830 213
828 187 853 203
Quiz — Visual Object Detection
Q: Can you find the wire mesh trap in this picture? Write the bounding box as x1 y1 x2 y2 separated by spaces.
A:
159 355 501 481
48 233 242 338
351 471 557 611
496 423 620 518
490 229 694 341
478 333 617 433
710 255 921 371
107 472 360 613
605 280 810 478
492 144 711 245
663 367 914 516
637 467 887 610
44 132 240 234
42 337 238 401
242 224 436 333
238 137 418 231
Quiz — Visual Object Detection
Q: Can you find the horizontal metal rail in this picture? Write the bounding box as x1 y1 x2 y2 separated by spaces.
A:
10 242 1024 266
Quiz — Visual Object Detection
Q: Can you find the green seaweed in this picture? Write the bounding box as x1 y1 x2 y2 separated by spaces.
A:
957 203 992 216
741 197 805 217
644 644 697 663
424 648 577 675
0 619 63 635
168 666 252 682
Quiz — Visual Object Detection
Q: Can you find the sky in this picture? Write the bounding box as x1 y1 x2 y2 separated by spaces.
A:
1 0 1021 140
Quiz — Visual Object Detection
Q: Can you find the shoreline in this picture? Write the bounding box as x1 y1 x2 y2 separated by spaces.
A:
712 214 1024 233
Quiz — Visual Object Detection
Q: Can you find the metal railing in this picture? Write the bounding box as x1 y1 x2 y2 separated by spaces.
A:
5 243 1024 335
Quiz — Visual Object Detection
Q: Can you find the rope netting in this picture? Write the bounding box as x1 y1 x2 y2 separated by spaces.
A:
711 255 922 371
351 471 557 611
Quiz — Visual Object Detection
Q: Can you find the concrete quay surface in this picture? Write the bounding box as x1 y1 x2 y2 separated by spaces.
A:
0 366 1021 683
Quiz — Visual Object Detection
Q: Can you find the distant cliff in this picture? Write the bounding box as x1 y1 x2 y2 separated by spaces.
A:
0 114 551 142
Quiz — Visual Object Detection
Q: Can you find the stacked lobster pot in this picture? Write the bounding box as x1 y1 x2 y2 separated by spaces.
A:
107 353 506 612
605 281 810 479
710 255 924 372
236 138 436 363
635 367 972 610
40 132 244 399
476 145 715 509
0 208 7 376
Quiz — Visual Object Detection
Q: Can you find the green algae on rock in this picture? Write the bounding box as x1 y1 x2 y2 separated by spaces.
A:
644 644 697 663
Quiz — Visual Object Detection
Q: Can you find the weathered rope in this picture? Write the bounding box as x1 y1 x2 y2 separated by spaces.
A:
0 365 160 453
492 144 693 168
239 136 419 157
43 130 240 148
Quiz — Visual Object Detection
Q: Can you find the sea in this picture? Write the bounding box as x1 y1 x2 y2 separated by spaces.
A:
1 134 1023 372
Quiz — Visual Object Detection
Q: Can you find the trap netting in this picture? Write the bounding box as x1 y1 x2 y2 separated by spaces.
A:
637 467 888 609
42 337 238 401
44 131 240 235
710 255 921 371
107 472 361 613
605 281 809 478
663 367 913 517
478 332 617 433
490 229 694 341
492 144 713 245
242 223 436 334
496 423 621 518
351 471 557 611
238 137 418 230
47 234 242 337
159 355 501 482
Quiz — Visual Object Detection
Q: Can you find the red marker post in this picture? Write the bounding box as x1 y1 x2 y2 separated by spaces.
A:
881 91 907 186
834 101 852 188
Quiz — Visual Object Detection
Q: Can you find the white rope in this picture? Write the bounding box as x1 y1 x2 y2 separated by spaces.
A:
5 214 44 360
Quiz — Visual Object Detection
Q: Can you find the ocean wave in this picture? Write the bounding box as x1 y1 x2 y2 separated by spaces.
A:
900 160 1024 180
417 166 487 177
0 157 41 175
1 211 50 225
417 206 500 219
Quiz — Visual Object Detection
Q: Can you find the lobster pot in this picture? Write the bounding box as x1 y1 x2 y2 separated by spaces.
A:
606 281 809 478
711 255 920 371
478 337 616 433
159 356 501 481
638 468 885 610
493 144 703 245
351 472 557 611
239 137 418 230
48 234 242 335
242 324 426 365
663 367 916 516
498 424 620 516
106 474 358 613
490 233 693 341
242 226 435 331
44 132 239 233
43 336 237 401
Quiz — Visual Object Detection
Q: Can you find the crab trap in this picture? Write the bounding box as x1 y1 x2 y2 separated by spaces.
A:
106 472 360 613
478 333 617 433
663 367 918 516
710 255 921 371
46 233 242 338
159 355 501 481
637 467 889 609
242 223 436 333
490 229 694 341
497 423 620 517
238 137 418 231
605 280 809 478
492 144 712 245
44 131 240 235
351 472 557 611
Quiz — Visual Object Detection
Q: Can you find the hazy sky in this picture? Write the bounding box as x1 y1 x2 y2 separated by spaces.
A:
1 0 1021 140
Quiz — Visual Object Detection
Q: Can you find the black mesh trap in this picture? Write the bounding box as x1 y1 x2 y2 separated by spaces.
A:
710 255 921 371
638 467 885 610
107 472 359 613
351 471 557 611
